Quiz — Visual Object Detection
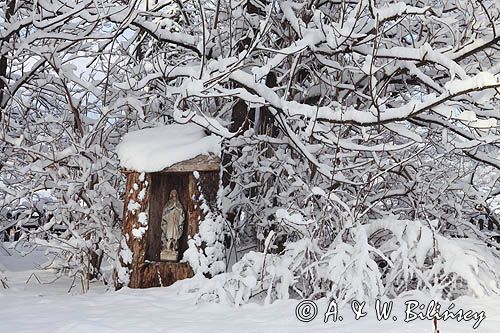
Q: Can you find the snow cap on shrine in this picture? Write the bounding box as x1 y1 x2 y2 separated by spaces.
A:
117 123 221 173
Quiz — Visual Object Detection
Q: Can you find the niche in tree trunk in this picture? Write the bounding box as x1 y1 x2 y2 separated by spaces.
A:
115 124 221 289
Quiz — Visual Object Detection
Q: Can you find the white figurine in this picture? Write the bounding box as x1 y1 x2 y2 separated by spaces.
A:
161 189 185 261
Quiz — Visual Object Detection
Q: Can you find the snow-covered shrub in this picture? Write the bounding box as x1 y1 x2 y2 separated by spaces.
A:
184 211 226 277
184 174 226 277
2 0 500 300
195 252 264 305
197 217 500 306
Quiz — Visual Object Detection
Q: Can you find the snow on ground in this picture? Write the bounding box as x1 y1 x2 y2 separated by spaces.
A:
1 245 499 332
116 123 221 172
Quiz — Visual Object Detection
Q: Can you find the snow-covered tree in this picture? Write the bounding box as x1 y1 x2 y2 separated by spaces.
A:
1 0 499 300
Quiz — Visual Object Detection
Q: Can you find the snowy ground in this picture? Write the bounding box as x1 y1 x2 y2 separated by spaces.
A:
1 244 499 333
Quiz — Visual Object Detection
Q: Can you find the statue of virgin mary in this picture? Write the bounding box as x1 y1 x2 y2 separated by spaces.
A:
160 189 185 261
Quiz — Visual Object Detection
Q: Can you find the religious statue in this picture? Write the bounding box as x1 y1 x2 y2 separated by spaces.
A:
160 189 185 261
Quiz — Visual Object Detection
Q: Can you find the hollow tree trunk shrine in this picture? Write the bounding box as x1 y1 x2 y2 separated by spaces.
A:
115 124 221 289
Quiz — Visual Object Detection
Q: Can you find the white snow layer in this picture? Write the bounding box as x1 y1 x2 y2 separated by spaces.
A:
2 245 500 332
116 123 221 172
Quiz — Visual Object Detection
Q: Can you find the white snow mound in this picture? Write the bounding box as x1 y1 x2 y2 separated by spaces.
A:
117 123 221 172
